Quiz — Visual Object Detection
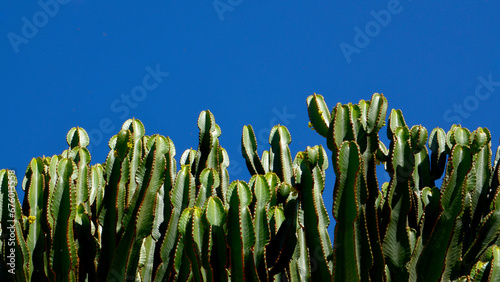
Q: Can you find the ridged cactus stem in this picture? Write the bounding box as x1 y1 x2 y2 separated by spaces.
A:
22 159 45 280
252 175 271 281
154 164 195 280
413 144 473 281
97 130 131 278
227 181 258 281
204 196 227 282
108 135 168 280
49 158 77 281
295 146 333 280
382 126 414 280
332 141 362 281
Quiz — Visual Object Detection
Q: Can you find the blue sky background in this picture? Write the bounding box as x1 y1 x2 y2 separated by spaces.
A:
1 1 500 238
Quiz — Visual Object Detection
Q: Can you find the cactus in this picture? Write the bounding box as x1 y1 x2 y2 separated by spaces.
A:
308 93 500 281
2 94 500 281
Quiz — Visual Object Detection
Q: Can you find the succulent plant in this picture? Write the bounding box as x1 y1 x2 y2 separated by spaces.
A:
1 94 499 281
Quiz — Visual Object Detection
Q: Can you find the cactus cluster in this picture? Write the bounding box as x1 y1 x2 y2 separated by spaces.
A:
1 94 500 281
308 93 500 281
0 108 333 281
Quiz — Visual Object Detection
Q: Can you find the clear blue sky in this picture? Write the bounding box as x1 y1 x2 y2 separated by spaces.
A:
2 1 500 238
